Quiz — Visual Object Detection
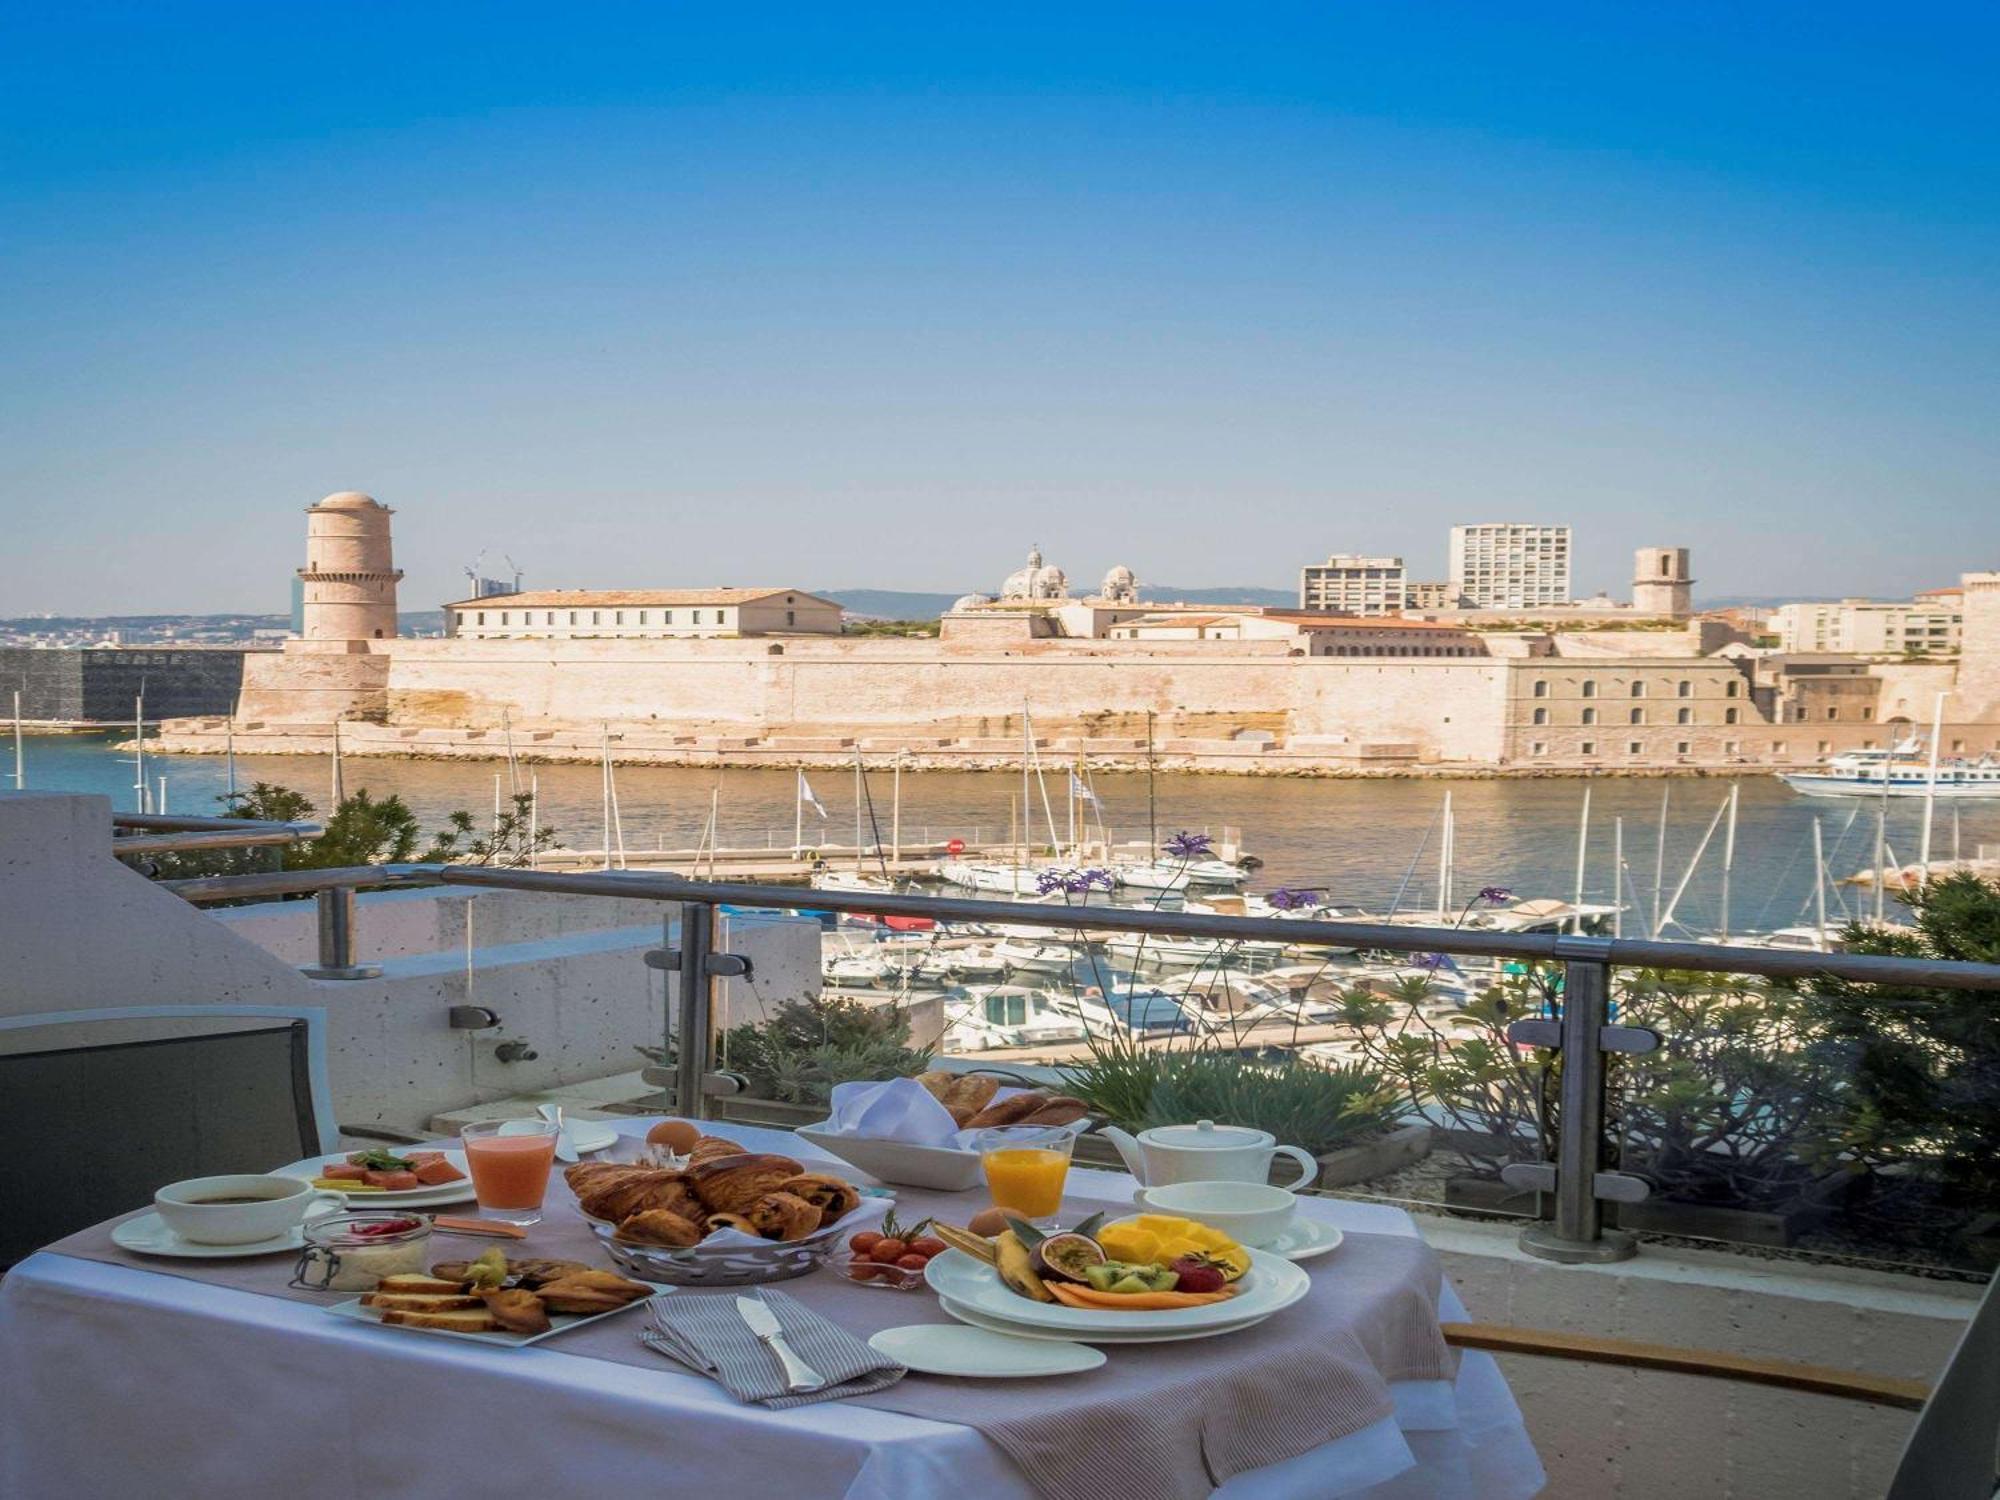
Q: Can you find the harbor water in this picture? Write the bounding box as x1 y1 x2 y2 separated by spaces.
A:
20 732 2000 938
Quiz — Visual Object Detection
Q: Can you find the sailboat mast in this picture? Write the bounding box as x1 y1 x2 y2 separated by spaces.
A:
329 716 344 807
1021 705 1032 864
891 751 902 867
854 748 864 873
793 772 804 859
11 688 22 790
1658 793 1731 939
1612 816 1624 937
1812 815 1827 948
1873 758 1890 923
133 693 146 813
1718 782 1739 940
1571 785 1591 933
1918 691 1945 878
1145 710 1157 851
1650 784 1670 939
224 714 237 799
600 723 613 871
1437 790 1454 914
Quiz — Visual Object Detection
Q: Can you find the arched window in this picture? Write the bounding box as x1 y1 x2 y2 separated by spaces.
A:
1582 681 1598 698
1631 681 1646 698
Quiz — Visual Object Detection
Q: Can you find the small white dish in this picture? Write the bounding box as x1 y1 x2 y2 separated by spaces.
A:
1266 1217 1344 1261
112 1212 307 1259
1128 1179 1300 1248
564 1120 619 1155
869 1323 1107 1377
924 1245 1310 1336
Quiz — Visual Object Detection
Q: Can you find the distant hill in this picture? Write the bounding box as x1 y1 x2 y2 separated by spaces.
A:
822 584 1296 620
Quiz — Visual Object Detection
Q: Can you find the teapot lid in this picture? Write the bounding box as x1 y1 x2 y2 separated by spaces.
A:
1141 1119 1273 1149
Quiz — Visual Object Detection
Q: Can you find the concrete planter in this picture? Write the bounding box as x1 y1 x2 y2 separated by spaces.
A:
1314 1122 1434 1189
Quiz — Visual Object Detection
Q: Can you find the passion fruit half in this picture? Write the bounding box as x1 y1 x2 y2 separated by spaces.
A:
1031 1231 1108 1283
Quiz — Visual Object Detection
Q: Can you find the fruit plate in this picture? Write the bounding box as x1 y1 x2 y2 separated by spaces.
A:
923 1244 1309 1336
325 1286 668 1348
273 1151 477 1207
938 1293 1277 1345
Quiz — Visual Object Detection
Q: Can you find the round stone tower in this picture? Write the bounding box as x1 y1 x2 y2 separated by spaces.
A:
300 491 402 641
1632 546 1693 618
1954 571 2000 717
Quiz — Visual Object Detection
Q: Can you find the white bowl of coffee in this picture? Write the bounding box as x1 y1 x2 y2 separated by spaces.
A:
153 1174 341 1245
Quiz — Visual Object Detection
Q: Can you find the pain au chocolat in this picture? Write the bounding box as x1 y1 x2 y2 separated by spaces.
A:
687 1151 804 1215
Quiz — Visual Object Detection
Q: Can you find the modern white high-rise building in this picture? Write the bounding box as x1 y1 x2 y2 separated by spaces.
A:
1299 554 1407 615
1448 523 1572 609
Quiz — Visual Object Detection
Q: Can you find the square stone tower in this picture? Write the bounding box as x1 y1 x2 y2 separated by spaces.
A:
1955 571 2000 716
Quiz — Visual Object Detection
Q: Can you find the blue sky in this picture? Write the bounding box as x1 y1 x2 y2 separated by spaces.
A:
2 3 1995 613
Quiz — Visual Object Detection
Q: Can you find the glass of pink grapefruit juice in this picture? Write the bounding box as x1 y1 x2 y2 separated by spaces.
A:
459 1120 560 1226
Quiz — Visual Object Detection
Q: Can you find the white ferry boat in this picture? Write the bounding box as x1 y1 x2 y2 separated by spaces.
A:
1779 744 2000 799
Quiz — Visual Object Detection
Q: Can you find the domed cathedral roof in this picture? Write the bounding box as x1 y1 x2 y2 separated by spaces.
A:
949 593 995 613
311 491 390 512
1099 563 1138 603
1001 544 1070 601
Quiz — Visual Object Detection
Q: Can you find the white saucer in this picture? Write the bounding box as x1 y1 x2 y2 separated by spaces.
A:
111 1212 307 1259
870 1323 1106 1377
1266 1218 1344 1261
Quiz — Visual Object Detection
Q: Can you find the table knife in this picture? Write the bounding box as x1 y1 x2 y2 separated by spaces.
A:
736 1296 826 1392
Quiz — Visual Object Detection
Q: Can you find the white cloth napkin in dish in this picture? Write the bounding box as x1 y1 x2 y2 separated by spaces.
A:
822 1078 1089 1151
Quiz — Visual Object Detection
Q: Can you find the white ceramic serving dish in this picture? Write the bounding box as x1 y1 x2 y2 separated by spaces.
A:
924 1244 1309 1337
937 1294 1275 1345
1126 1180 1300 1247
795 1124 984 1192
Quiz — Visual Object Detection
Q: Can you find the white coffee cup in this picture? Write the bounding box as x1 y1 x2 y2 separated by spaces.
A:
153 1174 343 1246
1131 1179 1299 1248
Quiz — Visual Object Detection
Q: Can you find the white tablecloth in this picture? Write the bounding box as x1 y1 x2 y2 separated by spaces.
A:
0 1121 1543 1500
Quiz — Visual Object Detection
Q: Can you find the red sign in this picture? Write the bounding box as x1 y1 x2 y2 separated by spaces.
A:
945 838 966 855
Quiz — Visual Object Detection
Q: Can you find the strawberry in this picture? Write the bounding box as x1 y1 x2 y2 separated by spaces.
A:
1171 1254 1228 1295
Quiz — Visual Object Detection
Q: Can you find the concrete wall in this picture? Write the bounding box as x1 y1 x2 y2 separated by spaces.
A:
1429 1215 1976 1500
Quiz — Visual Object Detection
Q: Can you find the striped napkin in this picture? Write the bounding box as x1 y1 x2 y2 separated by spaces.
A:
641 1288 908 1408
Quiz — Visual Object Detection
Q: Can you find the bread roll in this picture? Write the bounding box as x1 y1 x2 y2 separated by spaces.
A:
917 1070 999 1121
689 1151 804 1215
964 1091 1047 1129
1022 1095 1089 1127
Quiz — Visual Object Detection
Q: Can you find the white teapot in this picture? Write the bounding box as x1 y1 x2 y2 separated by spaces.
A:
1100 1120 1318 1190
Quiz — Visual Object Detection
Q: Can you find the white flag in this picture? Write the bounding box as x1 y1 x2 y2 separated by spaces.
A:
1068 771 1102 807
798 771 828 818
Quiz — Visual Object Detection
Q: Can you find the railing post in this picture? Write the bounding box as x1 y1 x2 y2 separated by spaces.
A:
301 886 381 981
675 900 715 1121
1517 938 1639 1264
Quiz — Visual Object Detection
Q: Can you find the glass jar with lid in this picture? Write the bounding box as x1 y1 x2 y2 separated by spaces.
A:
291 1211 434 1293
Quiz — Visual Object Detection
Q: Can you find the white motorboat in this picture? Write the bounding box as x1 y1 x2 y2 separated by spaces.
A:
937 860 1047 895
1780 743 2000 799
1114 860 1191 892
990 937 1079 974
1103 931 1288 968
944 944 1012 981
823 951 893 986
958 984 1090 1046
812 870 897 893
1697 925 1842 954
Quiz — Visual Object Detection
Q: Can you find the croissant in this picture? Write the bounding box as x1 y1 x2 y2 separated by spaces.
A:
614 1209 705 1248
563 1160 630 1194
535 1270 650 1315
578 1168 704 1225
689 1151 804 1215
744 1192 823 1242
703 1212 759 1236
779 1173 860 1223
686 1134 748 1163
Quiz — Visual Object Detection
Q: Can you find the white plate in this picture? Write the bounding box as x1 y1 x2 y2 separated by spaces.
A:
111 1212 307 1259
564 1120 619 1155
1267 1218 1344 1262
274 1150 478 1206
869 1323 1107 1376
938 1294 1274 1345
326 1286 668 1348
924 1245 1309 1336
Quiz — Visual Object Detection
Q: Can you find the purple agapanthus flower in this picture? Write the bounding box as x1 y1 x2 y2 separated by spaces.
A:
1163 831 1213 860
1478 885 1513 906
1412 952 1452 971
1266 887 1320 911
1036 866 1114 896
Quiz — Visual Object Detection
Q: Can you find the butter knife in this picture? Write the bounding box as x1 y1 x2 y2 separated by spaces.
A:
537 1102 578 1163
736 1296 826 1393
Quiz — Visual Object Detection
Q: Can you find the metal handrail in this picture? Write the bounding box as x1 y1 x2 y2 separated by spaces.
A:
160 864 439 903
111 812 323 858
149 858 2000 1266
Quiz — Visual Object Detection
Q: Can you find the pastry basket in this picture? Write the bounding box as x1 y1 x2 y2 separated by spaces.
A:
587 1198 887 1287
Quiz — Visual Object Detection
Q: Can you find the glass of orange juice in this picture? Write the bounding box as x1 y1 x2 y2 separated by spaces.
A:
460 1120 560 1226
975 1125 1075 1228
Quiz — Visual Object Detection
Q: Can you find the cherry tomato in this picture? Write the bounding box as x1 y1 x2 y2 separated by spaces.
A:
896 1253 929 1271
871 1237 907 1262
846 1262 879 1281
849 1231 883 1254
908 1237 947 1258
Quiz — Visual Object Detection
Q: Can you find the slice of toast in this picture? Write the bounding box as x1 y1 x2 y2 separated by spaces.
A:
374 1274 471 1295
378 1308 501 1333
360 1292 484 1312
